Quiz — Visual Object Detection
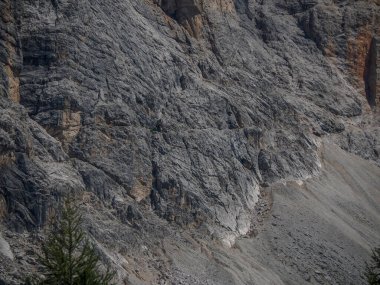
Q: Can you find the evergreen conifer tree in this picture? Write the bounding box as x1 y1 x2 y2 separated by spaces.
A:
25 199 114 285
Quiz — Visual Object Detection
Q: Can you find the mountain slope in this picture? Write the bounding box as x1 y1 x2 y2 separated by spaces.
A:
0 0 379 284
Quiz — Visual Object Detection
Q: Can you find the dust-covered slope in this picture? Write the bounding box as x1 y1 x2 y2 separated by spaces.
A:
0 0 380 284
243 140 380 284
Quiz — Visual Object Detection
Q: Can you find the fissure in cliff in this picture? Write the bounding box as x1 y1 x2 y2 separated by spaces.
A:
365 36 380 107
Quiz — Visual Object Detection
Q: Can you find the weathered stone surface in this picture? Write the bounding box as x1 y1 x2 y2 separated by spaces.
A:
299 0 380 100
0 0 379 284
0 232 13 260
366 36 380 107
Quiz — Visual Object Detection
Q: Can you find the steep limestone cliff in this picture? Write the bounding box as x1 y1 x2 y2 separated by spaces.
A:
0 0 379 284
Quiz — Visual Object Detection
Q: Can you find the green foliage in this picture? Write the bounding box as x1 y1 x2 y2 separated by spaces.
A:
365 247 380 285
24 199 114 285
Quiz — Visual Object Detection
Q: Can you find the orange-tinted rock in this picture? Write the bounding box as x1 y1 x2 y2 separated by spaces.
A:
1 0 21 103
346 27 373 96
130 177 152 202
3 65 20 103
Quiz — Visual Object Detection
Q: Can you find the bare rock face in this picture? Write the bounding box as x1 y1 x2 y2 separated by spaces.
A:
0 0 21 103
0 0 380 284
366 36 380 107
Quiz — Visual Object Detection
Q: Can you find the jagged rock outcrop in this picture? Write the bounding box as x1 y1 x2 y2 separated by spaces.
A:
0 0 379 284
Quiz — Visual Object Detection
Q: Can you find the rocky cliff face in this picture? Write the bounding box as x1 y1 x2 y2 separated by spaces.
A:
0 0 379 284
366 35 380 106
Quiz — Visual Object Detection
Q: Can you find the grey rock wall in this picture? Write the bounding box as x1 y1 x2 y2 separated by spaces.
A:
0 0 379 284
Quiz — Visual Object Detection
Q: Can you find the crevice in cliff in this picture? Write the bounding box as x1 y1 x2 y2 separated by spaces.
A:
155 0 203 37
365 36 379 108
149 159 161 211
155 0 201 23
234 0 253 20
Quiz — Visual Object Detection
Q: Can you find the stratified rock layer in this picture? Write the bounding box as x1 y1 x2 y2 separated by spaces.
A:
0 0 379 284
